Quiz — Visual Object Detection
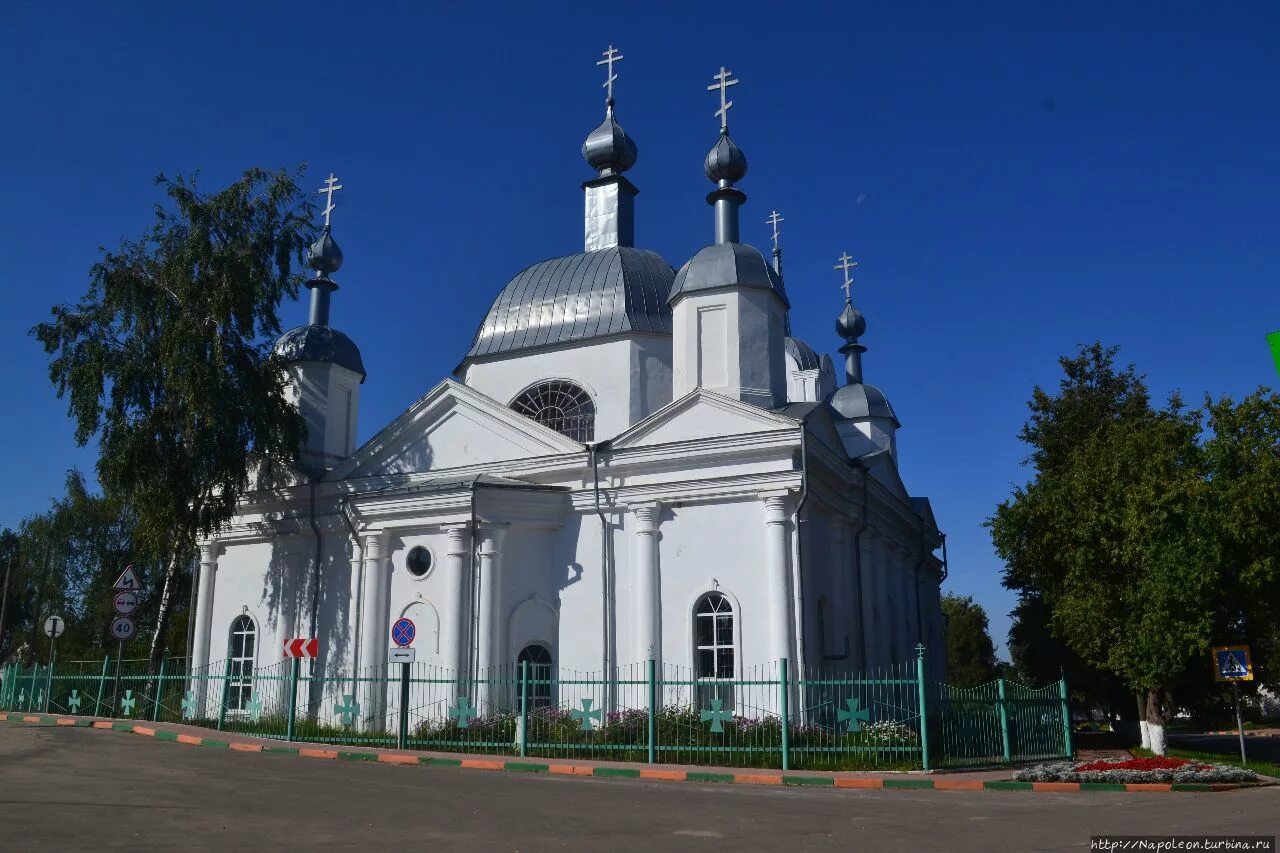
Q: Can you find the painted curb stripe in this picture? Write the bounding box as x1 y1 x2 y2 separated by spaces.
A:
200 739 229 749
263 746 299 755
132 726 156 737
1079 782 1126 791
459 759 504 771
983 781 1033 791
299 748 337 759
933 779 984 791
505 762 549 773
593 767 641 779
549 765 593 776
834 778 884 789
784 776 835 787
1125 783 1172 792
230 742 262 753
735 774 784 786
378 754 420 766
1172 783 1212 792
1031 782 1081 792
639 769 686 781
422 757 461 767
687 772 735 784
883 778 934 789
338 751 378 762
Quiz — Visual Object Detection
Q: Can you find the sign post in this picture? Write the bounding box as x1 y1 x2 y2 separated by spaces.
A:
1212 645 1254 766
109 565 141 715
391 618 416 749
43 615 65 714
282 638 317 740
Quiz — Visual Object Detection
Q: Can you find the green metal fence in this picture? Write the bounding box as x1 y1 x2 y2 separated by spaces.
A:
0 646 1072 770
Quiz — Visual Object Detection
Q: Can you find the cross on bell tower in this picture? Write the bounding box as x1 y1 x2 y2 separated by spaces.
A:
835 252 859 302
318 173 343 229
597 45 623 111
708 66 740 131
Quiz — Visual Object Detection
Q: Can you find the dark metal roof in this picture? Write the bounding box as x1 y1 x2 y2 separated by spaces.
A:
784 336 821 371
273 324 367 381
464 247 674 360
582 113 638 177
827 382 901 427
668 242 789 307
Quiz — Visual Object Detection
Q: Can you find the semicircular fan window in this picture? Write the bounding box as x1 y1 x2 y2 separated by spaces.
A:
510 380 595 443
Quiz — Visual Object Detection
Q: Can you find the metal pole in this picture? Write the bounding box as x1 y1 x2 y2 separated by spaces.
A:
1058 671 1074 759
43 642 55 713
519 659 528 758
779 657 791 772
110 641 123 716
286 657 299 742
153 657 167 722
646 658 656 765
916 643 931 771
0 548 15 662
1232 682 1248 766
94 656 110 717
996 677 1012 763
216 657 231 731
397 661 410 751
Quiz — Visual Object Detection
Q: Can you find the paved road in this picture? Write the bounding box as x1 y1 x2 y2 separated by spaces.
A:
0 724 1276 852
1171 732 1280 764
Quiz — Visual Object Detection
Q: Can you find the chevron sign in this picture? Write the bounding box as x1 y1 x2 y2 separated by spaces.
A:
283 638 319 659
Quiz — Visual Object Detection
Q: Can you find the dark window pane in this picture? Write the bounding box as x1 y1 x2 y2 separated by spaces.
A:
716 614 733 644
696 614 714 646
697 649 715 678
718 651 735 679
243 634 255 656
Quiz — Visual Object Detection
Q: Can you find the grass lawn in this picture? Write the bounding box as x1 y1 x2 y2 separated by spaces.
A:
1131 746 1280 780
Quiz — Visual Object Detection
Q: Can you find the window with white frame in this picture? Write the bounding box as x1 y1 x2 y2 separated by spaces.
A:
509 380 595 442
227 615 256 711
517 643 554 709
694 592 734 710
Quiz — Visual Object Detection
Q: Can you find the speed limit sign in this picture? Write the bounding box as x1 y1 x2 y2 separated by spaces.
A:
110 616 136 641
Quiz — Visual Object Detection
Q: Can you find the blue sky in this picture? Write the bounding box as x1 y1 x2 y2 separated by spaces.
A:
4 2 1278 656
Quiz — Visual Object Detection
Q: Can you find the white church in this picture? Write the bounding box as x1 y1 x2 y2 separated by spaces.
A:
187 56 946 721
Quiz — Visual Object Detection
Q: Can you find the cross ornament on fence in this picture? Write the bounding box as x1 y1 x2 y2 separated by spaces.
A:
837 697 872 732
571 698 602 732
181 691 197 720
334 694 359 727
448 696 478 729
700 698 733 733
35 689 44 710
120 690 136 717
67 690 81 713
17 689 25 706
245 695 263 722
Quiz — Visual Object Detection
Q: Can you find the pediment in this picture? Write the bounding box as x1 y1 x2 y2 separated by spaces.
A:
331 379 581 479
610 389 798 449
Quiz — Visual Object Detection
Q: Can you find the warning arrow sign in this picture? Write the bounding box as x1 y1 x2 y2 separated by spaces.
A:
283 638 318 659
113 565 141 592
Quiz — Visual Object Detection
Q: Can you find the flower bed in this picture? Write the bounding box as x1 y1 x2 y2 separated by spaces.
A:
1016 755 1258 784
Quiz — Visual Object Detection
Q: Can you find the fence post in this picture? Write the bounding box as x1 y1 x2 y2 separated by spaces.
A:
152 658 167 722
518 659 529 758
286 657 299 742
44 656 55 713
216 658 232 731
1058 673 1073 759
915 643 931 771
94 656 110 717
646 658 656 765
996 677 1012 763
779 658 791 772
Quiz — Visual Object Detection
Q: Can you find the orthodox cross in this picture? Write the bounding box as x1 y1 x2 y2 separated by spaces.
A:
597 45 623 105
835 252 859 301
766 210 784 251
708 66 740 131
317 172 343 229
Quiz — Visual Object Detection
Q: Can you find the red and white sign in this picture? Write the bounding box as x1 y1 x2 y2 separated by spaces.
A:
283 638 319 659
113 565 141 591
113 591 138 615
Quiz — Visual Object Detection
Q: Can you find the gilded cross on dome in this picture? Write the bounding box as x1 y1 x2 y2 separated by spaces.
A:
707 66 740 131
317 173 343 229
835 252 859 301
597 45 623 107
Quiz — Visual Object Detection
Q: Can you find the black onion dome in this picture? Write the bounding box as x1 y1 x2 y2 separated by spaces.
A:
273 324 366 381
837 301 866 340
828 382 901 427
582 112 638 176
307 227 344 276
668 242 788 306
704 130 748 183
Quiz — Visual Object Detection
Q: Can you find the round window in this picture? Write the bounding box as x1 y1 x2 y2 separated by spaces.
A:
406 546 433 578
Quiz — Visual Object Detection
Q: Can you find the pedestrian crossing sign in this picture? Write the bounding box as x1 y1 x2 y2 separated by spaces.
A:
1212 645 1253 682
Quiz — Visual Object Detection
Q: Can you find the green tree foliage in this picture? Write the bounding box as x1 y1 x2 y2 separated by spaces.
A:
941 593 1000 687
33 169 313 669
988 343 1280 746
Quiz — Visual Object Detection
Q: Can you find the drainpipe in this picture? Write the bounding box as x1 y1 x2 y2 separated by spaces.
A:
851 460 869 671
588 441 614 710
467 484 479 691
790 428 809 689
338 496 362 679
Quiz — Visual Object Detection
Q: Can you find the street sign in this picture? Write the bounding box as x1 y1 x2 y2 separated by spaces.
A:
391 617 416 648
110 616 136 641
113 591 138 616
389 647 417 663
283 638 319 659
113 565 141 591
43 615 66 638
1213 645 1254 682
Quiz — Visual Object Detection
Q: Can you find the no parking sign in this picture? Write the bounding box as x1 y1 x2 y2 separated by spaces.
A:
391 618 416 648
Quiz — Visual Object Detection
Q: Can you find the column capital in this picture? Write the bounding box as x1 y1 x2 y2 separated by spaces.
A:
199 540 220 564
362 530 386 558
477 522 508 555
443 523 472 556
759 490 792 522
629 501 663 534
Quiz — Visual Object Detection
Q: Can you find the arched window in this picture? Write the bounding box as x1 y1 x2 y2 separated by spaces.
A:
509 380 595 442
227 615 256 711
694 593 734 710
517 643 554 709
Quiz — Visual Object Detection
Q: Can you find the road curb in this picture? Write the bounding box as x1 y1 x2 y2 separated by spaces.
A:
3 713 1273 794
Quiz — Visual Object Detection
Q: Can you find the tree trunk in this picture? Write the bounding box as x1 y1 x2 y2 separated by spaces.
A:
1136 693 1151 749
1144 689 1167 756
147 552 180 675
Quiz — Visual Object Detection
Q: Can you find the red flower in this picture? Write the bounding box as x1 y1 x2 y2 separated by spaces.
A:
1073 756 1208 773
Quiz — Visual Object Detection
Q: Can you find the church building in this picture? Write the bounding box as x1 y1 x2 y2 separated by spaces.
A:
187 53 946 722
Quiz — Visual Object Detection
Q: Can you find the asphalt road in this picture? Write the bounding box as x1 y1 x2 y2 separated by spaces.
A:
0 724 1276 852
1171 732 1280 764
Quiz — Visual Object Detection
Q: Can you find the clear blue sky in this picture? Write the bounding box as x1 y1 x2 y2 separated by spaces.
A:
4 2 1278 657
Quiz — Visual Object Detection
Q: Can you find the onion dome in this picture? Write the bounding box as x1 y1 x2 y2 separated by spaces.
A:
837 301 866 340
829 381 900 427
784 337 821 371
668 242 789 306
583 110 638 177
307 227 343 277
704 130 748 183
272 324 366 381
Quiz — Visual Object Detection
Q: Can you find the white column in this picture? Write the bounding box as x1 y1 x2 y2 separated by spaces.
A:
358 531 387 727
475 525 506 711
191 540 219 713
631 503 662 667
443 524 472 677
761 493 794 667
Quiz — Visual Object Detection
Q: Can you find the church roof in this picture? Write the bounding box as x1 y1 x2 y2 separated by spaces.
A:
828 381 900 427
464 246 674 361
784 336 821 371
668 242 789 307
273 324 366 381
